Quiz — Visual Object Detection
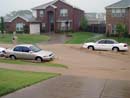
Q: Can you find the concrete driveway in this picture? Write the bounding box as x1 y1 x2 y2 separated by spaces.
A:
1 44 130 98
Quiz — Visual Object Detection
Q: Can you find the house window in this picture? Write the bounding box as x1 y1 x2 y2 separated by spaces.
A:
40 10 44 17
112 25 117 34
16 23 24 31
61 22 66 31
60 9 68 17
60 22 71 31
112 8 126 17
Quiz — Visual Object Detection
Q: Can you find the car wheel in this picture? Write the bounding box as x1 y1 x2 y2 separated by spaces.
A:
10 55 16 60
112 47 119 52
88 46 94 51
35 57 43 62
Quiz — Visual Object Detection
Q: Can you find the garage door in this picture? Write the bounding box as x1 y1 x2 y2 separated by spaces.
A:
30 24 40 34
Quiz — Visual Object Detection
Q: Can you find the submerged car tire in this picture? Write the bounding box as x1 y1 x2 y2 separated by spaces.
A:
10 55 16 60
112 47 119 52
88 46 94 51
35 57 43 62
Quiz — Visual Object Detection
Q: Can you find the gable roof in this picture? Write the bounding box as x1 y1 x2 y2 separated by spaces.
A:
85 13 106 21
32 0 57 10
4 10 38 22
32 0 82 11
106 0 130 9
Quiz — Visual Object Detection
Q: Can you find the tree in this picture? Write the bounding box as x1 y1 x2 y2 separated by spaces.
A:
116 23 126 37
80 16 88 31
0 17 5 34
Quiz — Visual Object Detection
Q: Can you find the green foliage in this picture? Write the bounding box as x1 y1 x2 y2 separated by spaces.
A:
80 16 88 31
0 17 5 34
0 58 68 68
0 34 50 44
116 23 127 37
0 68 58 96
65 32 96 44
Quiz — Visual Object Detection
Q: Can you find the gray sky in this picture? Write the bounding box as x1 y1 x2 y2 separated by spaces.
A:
0 0 120 16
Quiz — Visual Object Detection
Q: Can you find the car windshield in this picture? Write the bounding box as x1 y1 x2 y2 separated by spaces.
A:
30 45 41 52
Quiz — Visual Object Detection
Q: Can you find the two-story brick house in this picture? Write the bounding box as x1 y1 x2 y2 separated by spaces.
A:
32 0 84 33
106 0 130 35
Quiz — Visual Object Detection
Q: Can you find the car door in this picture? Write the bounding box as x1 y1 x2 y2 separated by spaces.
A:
21 47 34 60
105 40 115 50
95 40 107 50
13 46 23 59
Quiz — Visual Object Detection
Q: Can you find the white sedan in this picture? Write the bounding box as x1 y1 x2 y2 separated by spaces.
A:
83 39 128 52
0 47 6 56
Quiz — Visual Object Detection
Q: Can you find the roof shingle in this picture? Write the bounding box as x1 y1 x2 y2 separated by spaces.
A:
106 0 130 9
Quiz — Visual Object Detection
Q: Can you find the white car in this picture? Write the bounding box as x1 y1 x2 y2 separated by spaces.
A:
5 44 55 62
83 39 128 52
0 47 6 56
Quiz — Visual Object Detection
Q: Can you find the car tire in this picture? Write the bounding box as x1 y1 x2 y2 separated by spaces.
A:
35 57 43 62
112 47 119 52
10 55 16 60
88 46 94 51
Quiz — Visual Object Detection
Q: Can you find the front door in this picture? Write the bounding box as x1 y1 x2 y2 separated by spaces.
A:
48 11 54 32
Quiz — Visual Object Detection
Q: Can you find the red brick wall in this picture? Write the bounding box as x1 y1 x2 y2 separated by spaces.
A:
36 0 84 32
5 17 30 33
73 8 84 31
106 8 130 34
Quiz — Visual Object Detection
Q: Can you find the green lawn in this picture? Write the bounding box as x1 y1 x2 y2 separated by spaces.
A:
0 58 67 68
65 32 130 45
65 32 102 44
0 34 50 44
102 36 130 45
0 68 58 96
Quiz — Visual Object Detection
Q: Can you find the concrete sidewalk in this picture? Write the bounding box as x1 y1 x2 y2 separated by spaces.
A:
1 75 130 98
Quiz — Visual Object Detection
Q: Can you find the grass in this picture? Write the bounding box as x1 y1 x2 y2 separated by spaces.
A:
65 32 101 44
65 32 130 45
102 36 130 45
0 68 58 96
0 58 68 68
0 34 50 44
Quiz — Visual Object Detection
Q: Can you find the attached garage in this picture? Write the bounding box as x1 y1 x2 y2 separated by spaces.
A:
30 23 40 34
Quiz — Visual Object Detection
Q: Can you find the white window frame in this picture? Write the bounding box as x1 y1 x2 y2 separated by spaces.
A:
16 23 24 31
60 22 66 30
112 8 126 17
40 10 44 17
60 9 68 17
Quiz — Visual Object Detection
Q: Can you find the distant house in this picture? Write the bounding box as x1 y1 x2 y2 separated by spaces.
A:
32 0 84 33
85 13 106 33
106 0 130 35
4 10 41 34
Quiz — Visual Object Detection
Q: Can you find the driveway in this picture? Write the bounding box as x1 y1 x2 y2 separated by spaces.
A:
40 33 71 44
1 44 130 98
2 75 130 98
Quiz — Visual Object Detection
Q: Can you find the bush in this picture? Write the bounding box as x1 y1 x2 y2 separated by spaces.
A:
80 16 88 31
116 23 127 37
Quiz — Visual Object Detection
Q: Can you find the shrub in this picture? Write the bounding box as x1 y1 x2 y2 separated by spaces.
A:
80 16 88 31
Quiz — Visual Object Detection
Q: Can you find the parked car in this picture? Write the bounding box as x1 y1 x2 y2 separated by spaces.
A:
82 39 128 52
5 44 55 62
0 47 6 56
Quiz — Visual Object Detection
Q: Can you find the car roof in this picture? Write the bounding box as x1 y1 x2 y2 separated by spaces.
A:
15 44 34 48
99 39 116 41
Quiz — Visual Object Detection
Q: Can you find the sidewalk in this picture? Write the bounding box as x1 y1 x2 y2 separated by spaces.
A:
1 75 130 98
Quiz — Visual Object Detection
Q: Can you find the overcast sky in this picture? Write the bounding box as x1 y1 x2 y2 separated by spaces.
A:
0 0 120 16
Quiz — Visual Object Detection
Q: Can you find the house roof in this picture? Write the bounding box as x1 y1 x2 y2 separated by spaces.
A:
32 0 83 11
106 0 130 9
85 13 106 25
85 13 106 21
4 10 39 22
